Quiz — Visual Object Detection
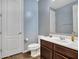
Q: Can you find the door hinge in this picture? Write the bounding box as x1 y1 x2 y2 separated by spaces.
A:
0 32 2 34
0 49 2 52
0 14 2 17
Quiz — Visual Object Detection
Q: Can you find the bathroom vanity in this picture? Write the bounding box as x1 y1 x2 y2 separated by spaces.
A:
40 36 78 59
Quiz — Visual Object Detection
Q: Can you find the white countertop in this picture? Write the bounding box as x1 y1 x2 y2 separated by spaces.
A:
39 35 78 51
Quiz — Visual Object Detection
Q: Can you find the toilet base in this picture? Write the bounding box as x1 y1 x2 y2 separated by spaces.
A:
31 49 40 57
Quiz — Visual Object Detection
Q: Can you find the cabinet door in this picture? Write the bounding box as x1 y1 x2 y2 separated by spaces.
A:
0 0 2 58
2 0 24 57
55 44 78 59
54 52 69 59
41 46 53 59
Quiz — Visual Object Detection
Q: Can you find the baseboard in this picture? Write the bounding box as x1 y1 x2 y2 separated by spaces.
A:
22 49 30 53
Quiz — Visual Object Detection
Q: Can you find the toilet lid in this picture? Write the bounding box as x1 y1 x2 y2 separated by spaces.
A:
28 43 40 48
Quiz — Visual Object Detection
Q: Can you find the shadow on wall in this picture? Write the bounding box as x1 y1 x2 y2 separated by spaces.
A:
24 0 38 50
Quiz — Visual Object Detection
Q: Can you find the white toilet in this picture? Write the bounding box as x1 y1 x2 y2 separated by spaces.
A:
28 37 40 57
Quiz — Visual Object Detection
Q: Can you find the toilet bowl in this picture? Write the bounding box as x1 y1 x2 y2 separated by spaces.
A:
28 43 40 57
27 37 40 57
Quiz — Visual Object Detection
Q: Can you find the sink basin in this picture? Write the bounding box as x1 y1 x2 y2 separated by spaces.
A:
56 39 72 44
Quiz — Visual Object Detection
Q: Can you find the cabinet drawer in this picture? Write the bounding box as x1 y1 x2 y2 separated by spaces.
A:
55 52 69 59
55 44 78 59
41 40 54 49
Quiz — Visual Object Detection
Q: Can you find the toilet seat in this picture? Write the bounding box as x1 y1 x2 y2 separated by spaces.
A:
28 43 40 50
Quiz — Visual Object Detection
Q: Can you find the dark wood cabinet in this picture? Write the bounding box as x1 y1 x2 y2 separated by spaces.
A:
40 40 78 59
41 46 53 59
54 52 69 59
41 40 54 59
41 40 54 50
55 44 78 59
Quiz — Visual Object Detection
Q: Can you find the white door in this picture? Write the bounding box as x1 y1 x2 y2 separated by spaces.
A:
0 0 2 58
2 0 24 57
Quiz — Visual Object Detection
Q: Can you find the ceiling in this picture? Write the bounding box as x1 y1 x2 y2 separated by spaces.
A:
51 0 77 9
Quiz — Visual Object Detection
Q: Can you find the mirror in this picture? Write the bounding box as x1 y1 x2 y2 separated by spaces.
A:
49 1 78 35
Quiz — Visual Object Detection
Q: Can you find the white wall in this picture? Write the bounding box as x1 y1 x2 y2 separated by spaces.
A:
73 4 78 35
24 0 38 50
